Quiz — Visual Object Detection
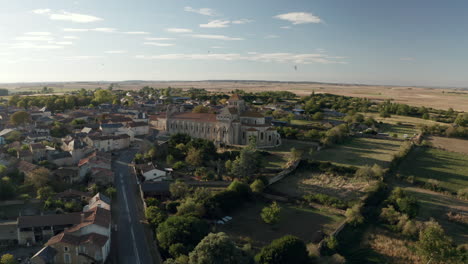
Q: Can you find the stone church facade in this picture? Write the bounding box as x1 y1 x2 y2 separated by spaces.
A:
153 94 281 147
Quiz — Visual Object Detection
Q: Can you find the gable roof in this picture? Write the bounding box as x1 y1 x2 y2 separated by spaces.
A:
17 160 39 174
171 112 217 123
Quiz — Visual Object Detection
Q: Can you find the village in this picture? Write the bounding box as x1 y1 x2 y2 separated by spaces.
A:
0 86 466 264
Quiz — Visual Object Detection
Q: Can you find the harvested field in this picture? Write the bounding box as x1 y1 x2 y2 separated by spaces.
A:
3 81 468 111
428 136 468 155
217 201 344 250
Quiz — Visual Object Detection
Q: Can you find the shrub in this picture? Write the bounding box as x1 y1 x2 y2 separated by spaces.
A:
345 204 364 226
261 202 281 225
255 235 309 264
250 179 265 193
173 161 186 170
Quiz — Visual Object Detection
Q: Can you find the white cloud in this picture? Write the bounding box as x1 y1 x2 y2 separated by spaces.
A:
135 52 347 64
145 37 175 41
92 28 116 32
15 36 54 41
105 50 127 54
50 41 73 45
265 34 279 39
11 42 64 50
210 46 224 49
63 36 79 39
280 26 291 29
274 12 322 24
63 28 116 32
49 11 103 23
32 9 51 14
184 6 216 16
25 32 52 36
166 28 193 33
232 19 254 24
190 34 243 41
400 57 415 61
200 20 230 28
143 42 175 47
64 55 103 60
123 31 150 35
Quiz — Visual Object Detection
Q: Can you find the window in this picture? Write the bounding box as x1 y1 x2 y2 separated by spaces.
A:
260 132 264 140
242 132 245 139
64 253 71 263
269 135 272 141
64 246 69 252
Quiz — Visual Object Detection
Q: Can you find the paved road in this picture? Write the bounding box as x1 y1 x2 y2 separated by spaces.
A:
113 149 156 264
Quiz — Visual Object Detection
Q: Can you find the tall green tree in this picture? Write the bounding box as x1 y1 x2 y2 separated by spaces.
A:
10 111 30 126
188 232 253 264
255 235 309 264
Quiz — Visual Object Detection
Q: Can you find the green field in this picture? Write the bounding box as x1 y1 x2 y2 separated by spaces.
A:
398 147 468 193
311 137 403 168
290 119 319 126
403 186 468 244
217 201 344 249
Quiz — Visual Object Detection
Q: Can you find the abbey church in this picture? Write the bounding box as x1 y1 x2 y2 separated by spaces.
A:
152 94 281 147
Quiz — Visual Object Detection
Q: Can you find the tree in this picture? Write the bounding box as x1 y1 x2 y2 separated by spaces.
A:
156 216 210 257
192 105 211 113
229 147 261 179
227 180 251 198
170 181 190 199
26 167 50 189
145 206 167 229
255 235 309 264
94 89 114 104
454 113 468 127
10 111 30 126
250 179 265 193
105 187 116 199
261 201 281 225
416 221 461 263
5 131 21 143
37 186 55 200
0 254 17 264
0 177 16 201
176 198 205 217
188 232 253 264
186 148 203 167
345 204 364 226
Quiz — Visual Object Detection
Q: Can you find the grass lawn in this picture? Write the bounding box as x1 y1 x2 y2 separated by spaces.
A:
402 186 468 244
265 139 319 169
217 201 344 250
363 113 444 127
311 137 403 168
397 147 468 193
290 119 319 126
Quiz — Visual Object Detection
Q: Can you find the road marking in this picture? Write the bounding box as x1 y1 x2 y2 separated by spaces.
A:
116 161 130 166
119 173 141 264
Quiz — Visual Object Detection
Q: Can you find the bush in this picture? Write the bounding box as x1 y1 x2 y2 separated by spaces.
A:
250 179 265 193
156 216 209 257
303 193 348 209
146 206 168 229
345 204 364 226
165 201 180 214
255 235 309 264
457 188 468 200
261 202 281 225
173 161 186 170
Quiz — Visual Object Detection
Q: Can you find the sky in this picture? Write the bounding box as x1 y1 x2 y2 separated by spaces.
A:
0 0 467 86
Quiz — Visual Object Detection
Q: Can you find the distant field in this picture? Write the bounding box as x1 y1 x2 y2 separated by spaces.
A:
311 137 403 168
217 201 344 249
398 147 468 193
428 136 468 155
2 81 468 111
403 186 468 244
